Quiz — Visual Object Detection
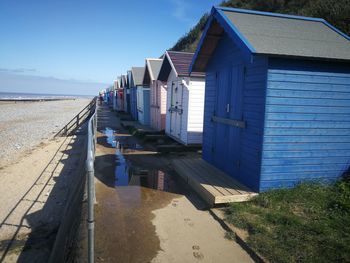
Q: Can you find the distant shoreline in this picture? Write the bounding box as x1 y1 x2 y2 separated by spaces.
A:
0 98 76 102
0 91 94 102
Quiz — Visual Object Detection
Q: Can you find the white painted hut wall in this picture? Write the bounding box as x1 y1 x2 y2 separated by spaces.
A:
165 72 205 145
186 77 205 144
179 78 189 145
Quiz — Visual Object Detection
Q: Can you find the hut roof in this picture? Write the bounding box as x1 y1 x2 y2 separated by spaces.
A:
143 58 162 85
158 51 204 81
131 67 145 86
191 7 350 72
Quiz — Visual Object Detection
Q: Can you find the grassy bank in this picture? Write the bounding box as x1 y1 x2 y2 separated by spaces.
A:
225 178 350 262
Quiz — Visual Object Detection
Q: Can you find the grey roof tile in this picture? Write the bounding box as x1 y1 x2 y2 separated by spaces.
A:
222 9 350 60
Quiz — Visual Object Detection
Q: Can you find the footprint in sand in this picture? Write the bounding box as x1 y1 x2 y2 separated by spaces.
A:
192 245 204 260
184 218 194 227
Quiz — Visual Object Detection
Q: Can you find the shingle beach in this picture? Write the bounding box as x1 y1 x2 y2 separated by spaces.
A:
0 99 91 166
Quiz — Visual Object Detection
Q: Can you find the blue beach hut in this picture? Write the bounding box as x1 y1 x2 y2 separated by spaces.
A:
190 7 350 192
129 67 141 121
133 66 150 125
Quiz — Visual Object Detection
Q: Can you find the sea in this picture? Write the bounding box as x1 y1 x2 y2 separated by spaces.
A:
0 91 94 101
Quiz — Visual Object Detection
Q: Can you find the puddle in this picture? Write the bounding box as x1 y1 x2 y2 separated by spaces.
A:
115 147 129 186
103 127 143 151
94 123 201 263
129 168 174 191
102 127 175 192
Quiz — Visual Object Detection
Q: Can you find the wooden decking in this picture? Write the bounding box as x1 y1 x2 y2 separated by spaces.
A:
172 158 257 205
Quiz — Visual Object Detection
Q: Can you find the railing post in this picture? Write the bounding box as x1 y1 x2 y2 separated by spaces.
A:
86 100 97 263
86 141 95 262
86 162 95 263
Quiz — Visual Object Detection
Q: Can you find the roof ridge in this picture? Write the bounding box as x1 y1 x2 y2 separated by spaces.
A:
215 6 325 23
167 50 195 55
131 66 144 70
145 58 163 61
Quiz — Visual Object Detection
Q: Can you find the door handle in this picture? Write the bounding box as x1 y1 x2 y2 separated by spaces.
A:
226 104 230 113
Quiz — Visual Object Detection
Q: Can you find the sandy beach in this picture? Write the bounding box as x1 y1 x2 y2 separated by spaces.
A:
0 99 91 262
0 99 91 167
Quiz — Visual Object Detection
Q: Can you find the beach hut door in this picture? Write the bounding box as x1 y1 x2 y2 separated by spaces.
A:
213 65 243 175
170 81 183 138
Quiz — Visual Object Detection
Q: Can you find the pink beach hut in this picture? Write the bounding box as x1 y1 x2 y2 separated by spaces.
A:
143 58 167 131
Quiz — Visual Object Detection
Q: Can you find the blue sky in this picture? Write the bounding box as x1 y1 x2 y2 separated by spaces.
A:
0 0 221 95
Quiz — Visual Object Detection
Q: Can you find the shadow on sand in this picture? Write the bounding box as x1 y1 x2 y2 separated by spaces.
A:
0 125 87 263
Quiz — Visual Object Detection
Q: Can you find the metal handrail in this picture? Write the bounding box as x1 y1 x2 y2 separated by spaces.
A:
55 97 97 137
86 105 97 263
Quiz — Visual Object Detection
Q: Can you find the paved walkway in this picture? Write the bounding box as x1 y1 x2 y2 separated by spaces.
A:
84 105 253 263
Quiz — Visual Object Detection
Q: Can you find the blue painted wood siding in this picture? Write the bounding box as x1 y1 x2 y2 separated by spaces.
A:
142 87 150 125
204 32 268 191
261 58 350 191
130 87 138 121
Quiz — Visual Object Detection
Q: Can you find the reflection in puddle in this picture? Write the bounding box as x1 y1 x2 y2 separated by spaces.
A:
104 127 117 148
129 169 171 191
102 127 173 191
115 147 129 186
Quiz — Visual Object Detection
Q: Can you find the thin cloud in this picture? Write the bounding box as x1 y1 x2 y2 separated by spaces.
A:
0 72 108 96
0 67 37 74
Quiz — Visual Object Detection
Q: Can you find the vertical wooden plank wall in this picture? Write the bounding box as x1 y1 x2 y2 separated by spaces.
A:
203 32 268 192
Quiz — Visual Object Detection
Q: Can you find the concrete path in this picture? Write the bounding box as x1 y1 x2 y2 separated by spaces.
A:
86 105 253 263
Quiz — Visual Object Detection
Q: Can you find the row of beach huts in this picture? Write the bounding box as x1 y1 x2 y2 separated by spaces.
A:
103 51 205 146
100 7 350 193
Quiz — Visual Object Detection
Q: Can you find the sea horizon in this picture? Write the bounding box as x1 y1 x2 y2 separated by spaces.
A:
0 91 94 100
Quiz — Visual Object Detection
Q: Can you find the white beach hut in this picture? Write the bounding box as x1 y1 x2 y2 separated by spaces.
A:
157 51 205 145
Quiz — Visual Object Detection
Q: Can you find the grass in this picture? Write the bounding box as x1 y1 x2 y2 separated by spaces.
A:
225 177 350 263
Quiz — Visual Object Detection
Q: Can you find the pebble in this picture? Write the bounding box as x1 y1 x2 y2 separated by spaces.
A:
0 99 91 166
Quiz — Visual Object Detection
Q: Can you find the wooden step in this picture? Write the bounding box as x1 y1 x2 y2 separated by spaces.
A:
172 158 257 206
